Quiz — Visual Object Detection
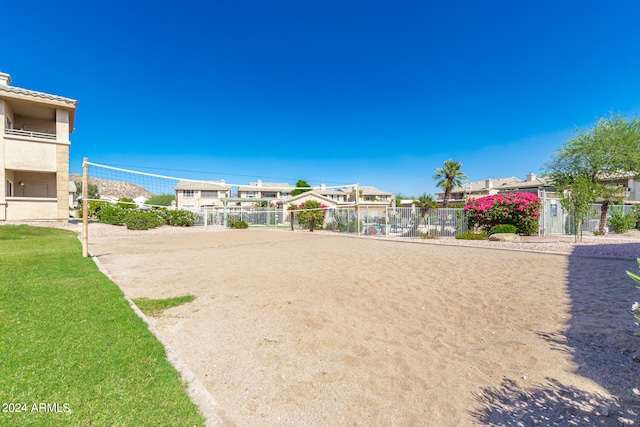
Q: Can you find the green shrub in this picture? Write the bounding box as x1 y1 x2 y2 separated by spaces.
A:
96 205 129 225
233 220 249 229
455 231 489 240
337 220 362 233
80 200 109 218
325 222 337 231
163 209 196 227
608 206 637 234
489 224 518 235
124 211 165 230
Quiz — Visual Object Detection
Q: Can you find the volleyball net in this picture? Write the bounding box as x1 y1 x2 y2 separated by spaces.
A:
78 159 363 227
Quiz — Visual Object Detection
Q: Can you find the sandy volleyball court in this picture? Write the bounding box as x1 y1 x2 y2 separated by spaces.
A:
88 228 640 426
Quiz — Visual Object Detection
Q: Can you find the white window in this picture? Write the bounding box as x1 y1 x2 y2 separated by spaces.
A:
201 191 218 199
183 190 194 197
6 179 13 197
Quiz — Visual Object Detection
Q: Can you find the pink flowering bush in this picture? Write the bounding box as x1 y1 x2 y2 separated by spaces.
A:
463 192 541 235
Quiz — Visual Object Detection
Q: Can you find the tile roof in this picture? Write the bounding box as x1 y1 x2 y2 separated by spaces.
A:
174 180 230 191
0 84 77 107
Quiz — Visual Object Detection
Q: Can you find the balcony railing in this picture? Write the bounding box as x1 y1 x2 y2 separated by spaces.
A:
5 128 57 140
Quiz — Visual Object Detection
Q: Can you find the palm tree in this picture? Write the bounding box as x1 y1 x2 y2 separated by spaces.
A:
287 203 297 231
433 159 468 208
408 193 437 236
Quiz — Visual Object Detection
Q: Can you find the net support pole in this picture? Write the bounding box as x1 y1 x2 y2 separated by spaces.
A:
356 182 360 237
82 157 89 258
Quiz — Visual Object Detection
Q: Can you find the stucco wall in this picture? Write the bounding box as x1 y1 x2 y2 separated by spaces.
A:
5 198 57 220
4 138 57 171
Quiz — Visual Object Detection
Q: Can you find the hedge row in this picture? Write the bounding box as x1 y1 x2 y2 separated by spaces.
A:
95 205 195 230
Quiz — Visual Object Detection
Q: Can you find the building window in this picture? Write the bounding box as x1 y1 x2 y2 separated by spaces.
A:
5 116 12 130
183 190 194 197
6 179 13 197
201 191 218 199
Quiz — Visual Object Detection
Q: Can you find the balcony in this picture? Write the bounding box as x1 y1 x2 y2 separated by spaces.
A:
5 128 57 140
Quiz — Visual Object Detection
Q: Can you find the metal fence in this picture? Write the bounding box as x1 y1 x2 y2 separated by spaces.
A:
190 200 637 237
539 199 636 235
189 205 469 238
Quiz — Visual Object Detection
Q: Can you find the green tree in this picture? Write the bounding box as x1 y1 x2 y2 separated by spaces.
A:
74 181 99 200
433 160 468 208
546 112 640 232
558 176 600 242
291 180 312 196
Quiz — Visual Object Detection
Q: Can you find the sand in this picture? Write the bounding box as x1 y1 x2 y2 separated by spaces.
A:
88 228 640 426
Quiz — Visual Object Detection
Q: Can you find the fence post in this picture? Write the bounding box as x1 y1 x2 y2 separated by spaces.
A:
385 207 389 237
82 157 89 258
356 183 360 237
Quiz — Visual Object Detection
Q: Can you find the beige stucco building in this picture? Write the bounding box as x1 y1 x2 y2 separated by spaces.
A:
174 180 231 209
0 72 77 221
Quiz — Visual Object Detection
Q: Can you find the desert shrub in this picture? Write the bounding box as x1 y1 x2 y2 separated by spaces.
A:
145 194 175 207
163 209 196 227
124 211 165 230
337 220 361 233
233 220 249 229
608 206 637 234
419 231 438 239
96 205 129 225
489 224 518 235
455 231 489 240
79 200 109 218
324 221 339 231
464 192 541 235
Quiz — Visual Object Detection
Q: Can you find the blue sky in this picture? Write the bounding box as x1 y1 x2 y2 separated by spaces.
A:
4 1 640 196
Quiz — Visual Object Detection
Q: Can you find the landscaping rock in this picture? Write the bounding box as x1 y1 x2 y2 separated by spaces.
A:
489 233 520 242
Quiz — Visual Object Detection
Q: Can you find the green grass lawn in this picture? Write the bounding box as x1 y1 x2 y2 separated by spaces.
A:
0 225 205 426
133 295 196 317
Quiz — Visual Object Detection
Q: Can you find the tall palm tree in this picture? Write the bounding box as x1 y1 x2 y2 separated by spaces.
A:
433 159 468 208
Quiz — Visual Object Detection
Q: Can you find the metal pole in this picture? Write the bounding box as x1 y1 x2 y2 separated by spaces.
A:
82 157 89 258
385 207 389 238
